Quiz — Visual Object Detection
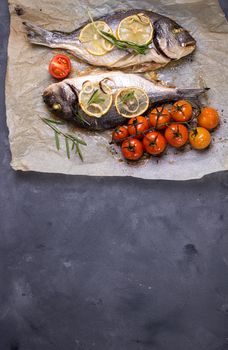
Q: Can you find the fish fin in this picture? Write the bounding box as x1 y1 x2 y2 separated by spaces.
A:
77 67 106 77
144 71 160 82
23 22 52 46
144 73 177 88
176 87 209 99
124 62 167 73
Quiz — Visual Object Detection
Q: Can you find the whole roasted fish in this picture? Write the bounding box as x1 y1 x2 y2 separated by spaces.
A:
24 9 196 73
43 71 207 131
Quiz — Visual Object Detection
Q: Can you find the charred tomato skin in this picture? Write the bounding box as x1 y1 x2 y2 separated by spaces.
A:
189 127 211 150
197 107 219 130
149 106 171 130
121 138 144 161
171 100 192 122
128 116 149 139
112 126 129 142
165 123 188 148
143 131 167 155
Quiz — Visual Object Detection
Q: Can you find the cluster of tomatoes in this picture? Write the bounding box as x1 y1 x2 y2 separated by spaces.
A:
112 100 220 161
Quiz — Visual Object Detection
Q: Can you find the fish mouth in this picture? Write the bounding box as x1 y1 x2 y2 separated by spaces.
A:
181 40 196 48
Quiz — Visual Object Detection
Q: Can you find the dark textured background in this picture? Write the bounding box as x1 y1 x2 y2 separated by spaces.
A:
0 1 228 349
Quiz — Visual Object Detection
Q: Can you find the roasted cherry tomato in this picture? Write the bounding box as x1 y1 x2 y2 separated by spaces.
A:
49 54 71 79
143 131 167 155
149 106 171 130
128 116 149 139
121 138 144 161
171 100 192 122
189 127 211 150
165 123 188 148
112 126 129 143
197 107 219 130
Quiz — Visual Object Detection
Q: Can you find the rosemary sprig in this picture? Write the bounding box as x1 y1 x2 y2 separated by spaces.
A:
121 91 135 104
87 89 104 105
88 12 151 55
41 118 87 161
73 110 91 126
100 30 151 55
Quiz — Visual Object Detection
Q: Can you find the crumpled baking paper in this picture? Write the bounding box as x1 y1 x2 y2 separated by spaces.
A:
5 0 228 179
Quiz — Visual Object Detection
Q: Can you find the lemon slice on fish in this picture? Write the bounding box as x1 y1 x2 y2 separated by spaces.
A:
79 81 113 118
115 87 149 118
79 21 114 56
117 13 153 45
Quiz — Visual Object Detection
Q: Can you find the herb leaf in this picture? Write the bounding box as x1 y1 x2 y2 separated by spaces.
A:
66 133 87 146
41 117 86 161
76 142 84 161
43 118 65 125
121 91 135 104
54 130 60 150
65 137 70 159
73 111 91 126
88 11 151 55
87 89 105 106
100 30 150 55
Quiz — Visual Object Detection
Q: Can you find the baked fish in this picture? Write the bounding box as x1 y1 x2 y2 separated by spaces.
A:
24 9 196 73
43 71 207 131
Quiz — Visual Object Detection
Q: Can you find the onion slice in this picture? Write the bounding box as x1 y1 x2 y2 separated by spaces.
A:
99 78 115 95
82 80 94 94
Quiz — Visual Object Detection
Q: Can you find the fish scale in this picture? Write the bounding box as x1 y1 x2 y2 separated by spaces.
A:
23 9 196 72
43 70 208 131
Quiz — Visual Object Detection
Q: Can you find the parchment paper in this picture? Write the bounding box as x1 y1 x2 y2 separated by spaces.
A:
5 0 228 179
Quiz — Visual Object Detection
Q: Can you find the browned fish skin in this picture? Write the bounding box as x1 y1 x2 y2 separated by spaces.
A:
23 9 196 72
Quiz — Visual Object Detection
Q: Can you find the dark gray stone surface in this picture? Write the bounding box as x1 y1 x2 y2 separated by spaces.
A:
0 1 228 349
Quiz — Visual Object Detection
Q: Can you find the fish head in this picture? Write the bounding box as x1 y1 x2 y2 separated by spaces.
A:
154 18 196 60
43 81 78 120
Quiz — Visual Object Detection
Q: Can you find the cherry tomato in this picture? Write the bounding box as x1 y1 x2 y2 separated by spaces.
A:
197 107 219 130
143 131 167 155
165 123 188 148
121 138 144 161
112 126 128 143
149 106 171 129
128 116 149 139
171 100 192 122
49 54 71 79
189 127 211 150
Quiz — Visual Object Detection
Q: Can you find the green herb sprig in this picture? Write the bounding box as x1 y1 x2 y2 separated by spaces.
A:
100 30 151 55
72 110 91 126
41 118 87 161
88 12 151 55
121 91 135 104
87 89 105 106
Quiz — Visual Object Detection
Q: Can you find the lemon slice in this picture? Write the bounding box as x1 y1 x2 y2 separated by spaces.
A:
79 21 114 56
117 13 153 45
79 82 113 118
115 87 149 118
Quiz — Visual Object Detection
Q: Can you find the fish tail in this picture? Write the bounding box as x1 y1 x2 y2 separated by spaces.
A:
176 87 209 99
23 22 53 46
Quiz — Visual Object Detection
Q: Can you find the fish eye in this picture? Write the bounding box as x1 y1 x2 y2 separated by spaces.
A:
52 103 62 110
